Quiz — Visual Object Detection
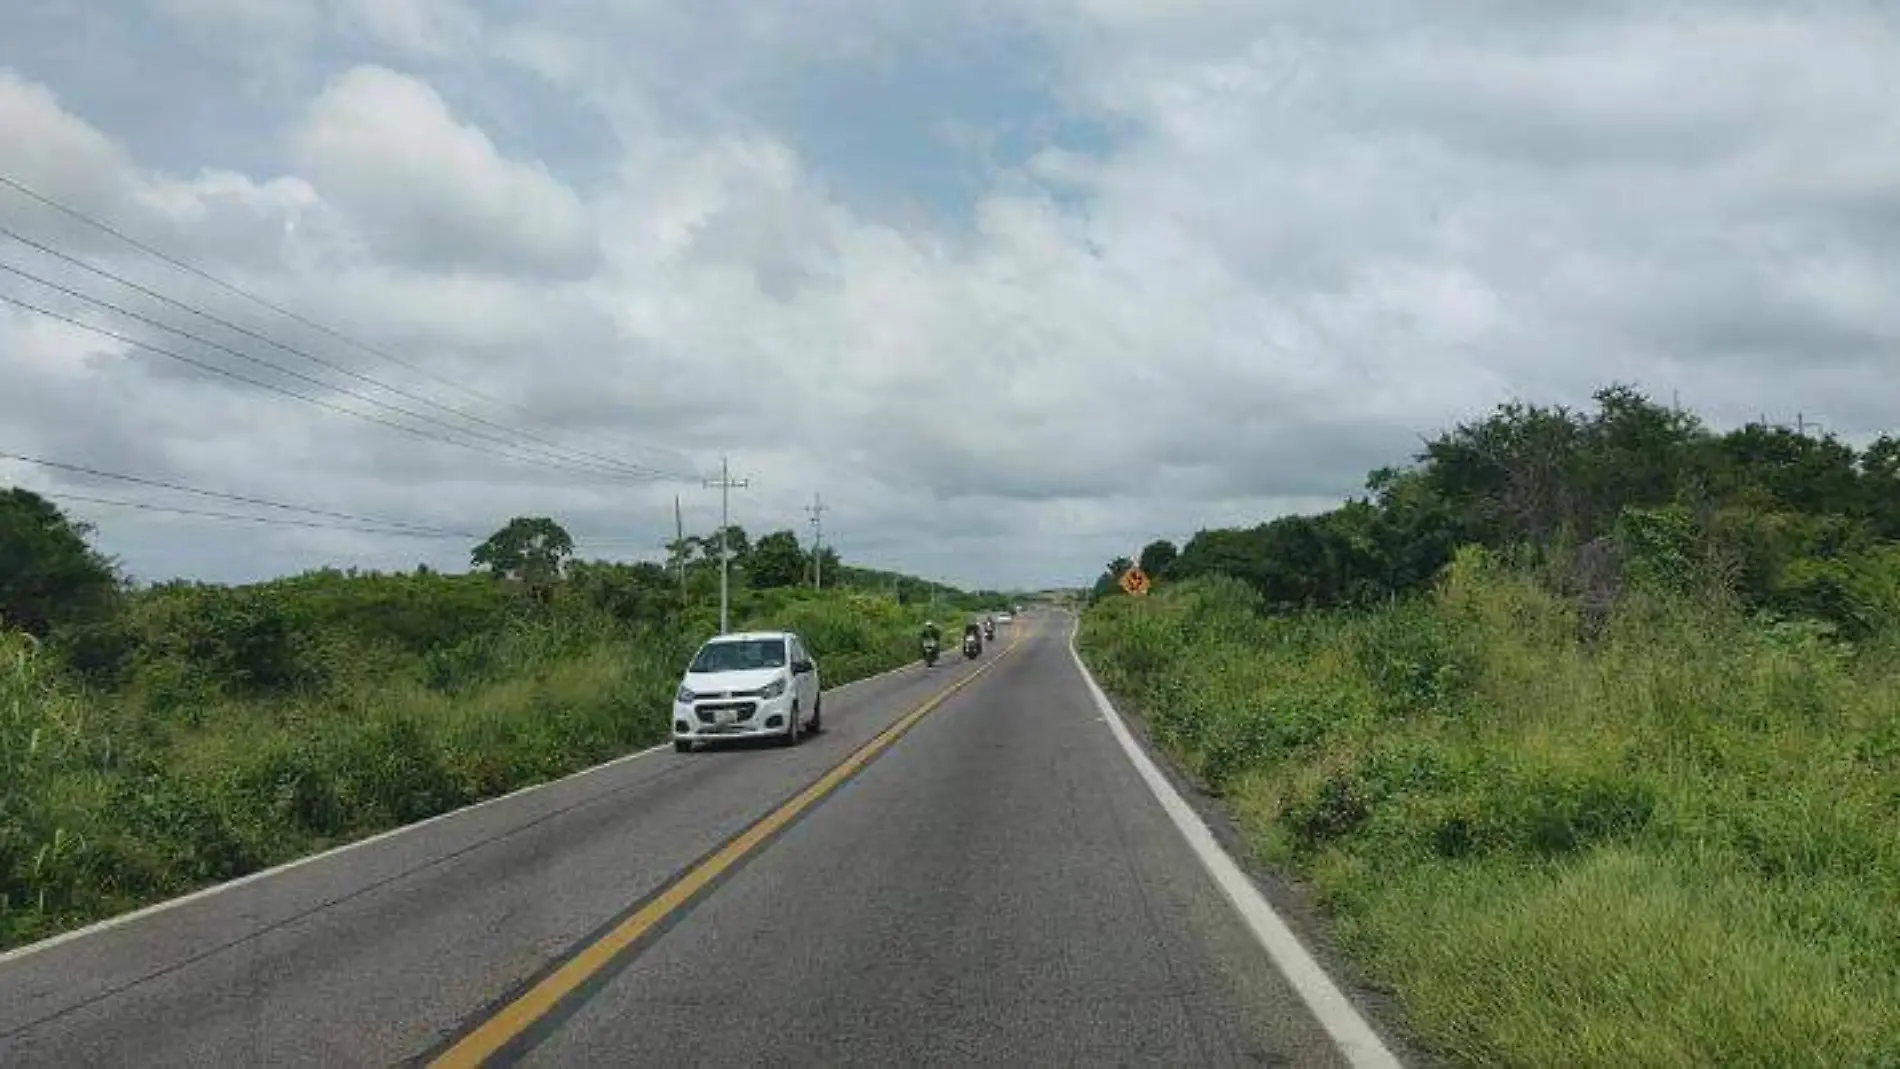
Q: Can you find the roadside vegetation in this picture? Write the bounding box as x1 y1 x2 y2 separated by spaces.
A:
1 495 1007 952
1079 386 1900 1067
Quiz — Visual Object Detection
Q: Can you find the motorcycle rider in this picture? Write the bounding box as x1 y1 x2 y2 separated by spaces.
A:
920 619 941 651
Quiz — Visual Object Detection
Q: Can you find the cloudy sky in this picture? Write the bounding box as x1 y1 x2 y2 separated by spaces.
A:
2 1 1897 590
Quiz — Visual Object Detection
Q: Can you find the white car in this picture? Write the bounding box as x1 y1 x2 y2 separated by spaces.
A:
996 613 1013 625
672 630 821 752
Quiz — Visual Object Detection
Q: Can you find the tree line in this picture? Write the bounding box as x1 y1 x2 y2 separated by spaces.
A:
1098 385 1900 637
1 492 1015 698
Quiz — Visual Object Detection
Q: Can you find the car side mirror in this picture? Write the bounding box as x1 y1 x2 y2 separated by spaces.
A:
793 659 814 674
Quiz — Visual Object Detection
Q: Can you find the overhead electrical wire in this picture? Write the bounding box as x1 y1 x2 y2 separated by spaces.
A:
0 174 710 558
0 171 700 476
42 492 475 538
0 224 693 482
0 290 680 485
44 492 668 552
6 453 654 547
0 450 479 537
0 258 674 483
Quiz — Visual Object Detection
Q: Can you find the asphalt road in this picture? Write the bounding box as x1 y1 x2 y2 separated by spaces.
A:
0 612 1359 1067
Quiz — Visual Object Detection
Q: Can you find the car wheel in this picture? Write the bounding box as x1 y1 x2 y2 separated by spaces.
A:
809 695 822 734
782 703 801 747
674 739 692 754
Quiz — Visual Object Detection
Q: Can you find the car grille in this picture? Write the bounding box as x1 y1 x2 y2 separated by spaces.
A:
695 701 757 724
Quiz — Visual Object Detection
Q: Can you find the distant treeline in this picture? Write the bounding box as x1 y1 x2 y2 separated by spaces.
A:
1101 385 1900 637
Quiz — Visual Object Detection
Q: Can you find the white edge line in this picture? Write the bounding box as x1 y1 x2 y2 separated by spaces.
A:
1066 620 1403 1069
0 655 921 965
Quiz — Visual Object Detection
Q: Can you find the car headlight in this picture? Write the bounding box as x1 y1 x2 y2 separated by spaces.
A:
675 685 696 704
757 677 787 699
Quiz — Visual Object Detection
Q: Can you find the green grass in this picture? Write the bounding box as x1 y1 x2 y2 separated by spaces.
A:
1079 552 1900 1067
1 584 940 952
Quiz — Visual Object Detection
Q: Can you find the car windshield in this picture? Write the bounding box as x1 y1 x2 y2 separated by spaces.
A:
690 638 787 673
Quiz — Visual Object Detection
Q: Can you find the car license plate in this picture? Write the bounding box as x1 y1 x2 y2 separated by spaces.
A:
714 707 737 726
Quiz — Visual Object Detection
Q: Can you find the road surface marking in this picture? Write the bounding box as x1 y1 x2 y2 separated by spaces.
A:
1066 621 1403 1069
428 630 1025 1068
0 656 925 965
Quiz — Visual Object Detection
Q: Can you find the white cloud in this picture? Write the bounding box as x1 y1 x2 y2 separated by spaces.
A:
0 71 138 215
291 65 598 277
3 2 1900 590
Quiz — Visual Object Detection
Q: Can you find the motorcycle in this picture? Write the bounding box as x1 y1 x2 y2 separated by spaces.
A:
962 634 981 659
921 638 940 667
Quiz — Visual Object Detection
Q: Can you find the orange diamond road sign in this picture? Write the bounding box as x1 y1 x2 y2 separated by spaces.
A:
1120 566 1151 596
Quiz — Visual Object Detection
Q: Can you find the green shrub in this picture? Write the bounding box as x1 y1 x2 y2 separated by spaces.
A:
1616 505 1699 593
1348 599 1473 716
2 630 91 938
2 576 943 953
1079 565 1900 1065
1509 769 1657 858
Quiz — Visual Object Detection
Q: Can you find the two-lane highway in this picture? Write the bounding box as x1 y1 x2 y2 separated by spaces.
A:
0 613 1378 1066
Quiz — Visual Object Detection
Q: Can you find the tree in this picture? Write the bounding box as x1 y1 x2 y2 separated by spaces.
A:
1578 384 1704 532
1709 424 1862 518
1863 436 1900 539
471 517 574 597
1107 384 1900 620
0 488 120 636
666 534 703 576
568 560 677 623
1091 557 1135 602
1137 539 1178 578
749 529 809 588
703 525 750 568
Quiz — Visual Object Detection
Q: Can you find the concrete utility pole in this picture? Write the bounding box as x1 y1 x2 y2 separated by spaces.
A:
674 495 686 596
806 493 827 590
704 455 749 634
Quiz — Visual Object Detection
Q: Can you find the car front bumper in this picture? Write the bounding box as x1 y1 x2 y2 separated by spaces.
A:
673 693 796 741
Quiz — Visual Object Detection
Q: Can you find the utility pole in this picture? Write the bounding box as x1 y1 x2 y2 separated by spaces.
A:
806 493 827 590
703 455 748 634
674 495 686 596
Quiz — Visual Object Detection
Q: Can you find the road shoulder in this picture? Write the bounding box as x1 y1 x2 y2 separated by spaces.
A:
1066 618 1437 1069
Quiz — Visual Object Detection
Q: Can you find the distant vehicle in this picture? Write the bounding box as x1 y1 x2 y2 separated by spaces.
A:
996 613 1013 625
672 631 820 753
963 622 983 659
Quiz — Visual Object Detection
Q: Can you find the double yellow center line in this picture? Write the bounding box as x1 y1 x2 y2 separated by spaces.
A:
429 626 1026 1067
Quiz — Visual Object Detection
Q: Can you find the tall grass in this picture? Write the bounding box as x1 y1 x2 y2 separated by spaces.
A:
1079 554 1900 1067
0 586 940 952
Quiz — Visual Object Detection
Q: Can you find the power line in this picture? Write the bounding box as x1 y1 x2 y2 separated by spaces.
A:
1 453 811 558
0 450 480 537
0 257 673 483
0 290 672 485
42 492 474 538
0 225 694 482
6 457 723 550
0 171 699 475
